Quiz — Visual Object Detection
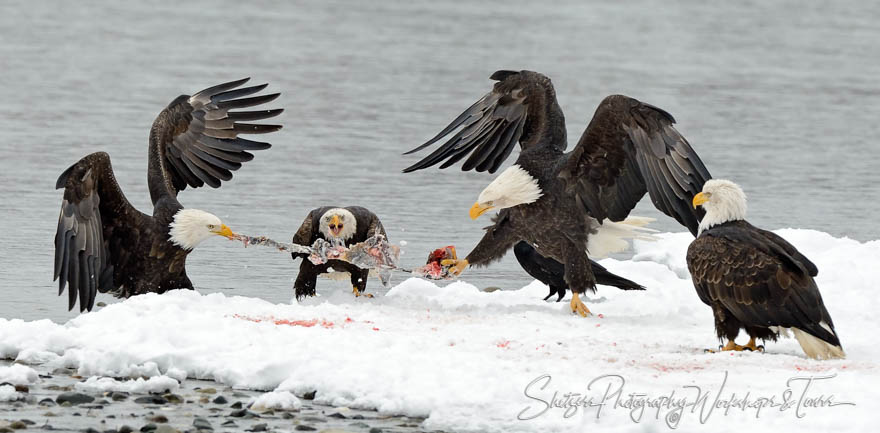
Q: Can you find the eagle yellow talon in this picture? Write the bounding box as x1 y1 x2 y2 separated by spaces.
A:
570 292 592 317
707 338 763 353
441 259 469 277
352 286 373 298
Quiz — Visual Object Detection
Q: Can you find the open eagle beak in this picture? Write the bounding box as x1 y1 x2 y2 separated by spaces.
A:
330 215 343 236
469 202 494 220
692 192 708 209
215 224 236 239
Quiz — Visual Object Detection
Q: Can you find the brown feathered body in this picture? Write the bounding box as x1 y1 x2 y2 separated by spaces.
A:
687 220 844 358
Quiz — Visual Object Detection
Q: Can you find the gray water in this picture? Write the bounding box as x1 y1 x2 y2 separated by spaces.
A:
1 0 878 324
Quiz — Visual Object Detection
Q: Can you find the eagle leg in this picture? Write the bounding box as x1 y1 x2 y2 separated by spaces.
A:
352 286 374 298
706 338 763 353
570 292 592 317
742 337 763 352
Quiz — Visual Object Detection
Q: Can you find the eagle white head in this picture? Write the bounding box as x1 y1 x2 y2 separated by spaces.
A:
168 209 235 250
319 208 357 241
470 165 543 219
692 179 748 234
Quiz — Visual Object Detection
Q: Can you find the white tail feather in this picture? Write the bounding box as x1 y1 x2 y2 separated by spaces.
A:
792 328 845 360
587 216 658 258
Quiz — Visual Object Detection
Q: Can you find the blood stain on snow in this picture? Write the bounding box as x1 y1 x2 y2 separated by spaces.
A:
232 314 374 330
496 340 511 349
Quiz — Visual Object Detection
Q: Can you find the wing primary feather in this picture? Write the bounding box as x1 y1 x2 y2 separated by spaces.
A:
192 141 254 162
197 136 272 151
183 149 233 182
215 93 280 110
232 123 283 134
180 154 221 188
488 117 525 173
477 118 521 172
438 141 482 169
77 251 89 312
165 153 204 187
403 94 493 155
461 121 506 171
188 145 244 170
226 109 284 121
210 83 269 102
190 78 250 103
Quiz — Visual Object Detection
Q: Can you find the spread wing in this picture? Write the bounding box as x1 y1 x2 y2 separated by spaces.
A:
346 206 387 239
54 152 149 312
366 215 387 238
686 224 839 346
403 70 565 174
291 209 318 260
150 78 283 200
558 95 711 236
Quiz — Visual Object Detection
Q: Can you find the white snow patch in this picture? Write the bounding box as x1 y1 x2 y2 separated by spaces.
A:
75 375 180 394
249 390 302 411
0 384 21 402
0 364 39 385
0 229 876 433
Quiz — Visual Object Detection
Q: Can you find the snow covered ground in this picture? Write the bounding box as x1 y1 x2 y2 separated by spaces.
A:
0 229 876 432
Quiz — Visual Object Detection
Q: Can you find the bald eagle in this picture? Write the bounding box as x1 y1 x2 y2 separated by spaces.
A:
291 206 388 299
687 180 844 359
53 78 282 312
513 242 643 302
403 70 710 316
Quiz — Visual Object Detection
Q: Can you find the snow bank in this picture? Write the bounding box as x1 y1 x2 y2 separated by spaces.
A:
0 363 39 385
249 390 302 411
0 229 877 433
0 385 20 402
74 375 179 394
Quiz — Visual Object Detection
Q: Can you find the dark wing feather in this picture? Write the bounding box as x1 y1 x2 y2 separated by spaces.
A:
403 70 564 174
686 223 839 346
54 152 149 312
291 209 318 260
149 78 283 199
558 95 711 236
345 206 387 239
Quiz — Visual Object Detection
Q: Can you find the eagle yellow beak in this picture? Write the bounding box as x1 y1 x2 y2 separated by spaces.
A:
469 202 494 220
215 224 236 239
329 215 343 237
692 192 709 209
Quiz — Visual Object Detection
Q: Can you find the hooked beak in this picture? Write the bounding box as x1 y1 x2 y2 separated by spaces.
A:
330 215 343 237
214 224 236 239
692 192 709 209
469 202 494 220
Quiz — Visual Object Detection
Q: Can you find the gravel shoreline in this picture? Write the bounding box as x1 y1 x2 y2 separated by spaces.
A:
0 362 434 433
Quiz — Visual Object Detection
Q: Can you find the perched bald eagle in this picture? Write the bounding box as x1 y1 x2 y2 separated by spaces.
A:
513 242 643 302
291 206 388 299
53 78 282 312
404 70 710 316
687 180 844 359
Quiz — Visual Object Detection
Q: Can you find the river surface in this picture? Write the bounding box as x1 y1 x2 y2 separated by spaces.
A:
1 0 878 323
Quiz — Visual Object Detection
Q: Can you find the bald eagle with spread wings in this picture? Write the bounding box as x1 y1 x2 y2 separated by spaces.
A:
53 78 282 312
688 180 844 359
404 70 710 317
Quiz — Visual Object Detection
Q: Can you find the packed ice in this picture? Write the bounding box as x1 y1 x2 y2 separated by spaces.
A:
0 229 876 432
